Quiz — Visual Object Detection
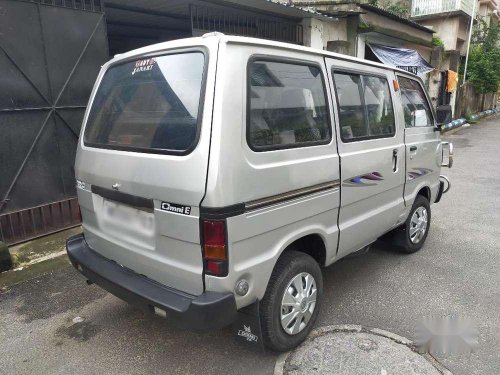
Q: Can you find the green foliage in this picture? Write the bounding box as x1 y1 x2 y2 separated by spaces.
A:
467 46 500 94
483 22 500 53
471 17 499 50
358 20 372 30
385 2 410 18
432 36 445 48
467 20 500 94
366 0 410 19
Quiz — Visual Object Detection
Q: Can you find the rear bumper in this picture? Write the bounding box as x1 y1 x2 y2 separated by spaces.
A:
66 233 237 330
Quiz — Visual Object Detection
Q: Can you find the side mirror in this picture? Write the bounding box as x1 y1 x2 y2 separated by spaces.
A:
436 105 452 127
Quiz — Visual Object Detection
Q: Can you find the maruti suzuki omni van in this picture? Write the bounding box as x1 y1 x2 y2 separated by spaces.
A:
66 33 453 351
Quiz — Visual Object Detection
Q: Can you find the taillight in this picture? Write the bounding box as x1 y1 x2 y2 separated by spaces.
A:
201 220 228 276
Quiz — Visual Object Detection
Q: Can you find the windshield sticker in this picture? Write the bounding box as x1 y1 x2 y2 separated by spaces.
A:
132 58 156 75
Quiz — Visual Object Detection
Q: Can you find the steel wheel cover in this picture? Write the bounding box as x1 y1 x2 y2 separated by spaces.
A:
280 272 317 335
410 206 428 244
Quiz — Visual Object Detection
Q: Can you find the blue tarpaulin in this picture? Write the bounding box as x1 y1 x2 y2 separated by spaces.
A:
368 43 434 75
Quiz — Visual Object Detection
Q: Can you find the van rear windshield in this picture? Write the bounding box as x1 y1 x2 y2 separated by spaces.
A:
84 52 205 154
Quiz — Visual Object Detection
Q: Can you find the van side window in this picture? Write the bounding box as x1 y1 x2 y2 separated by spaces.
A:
334 72 395 142
248 60 331 150
334 73 366 139
398 76 433 127
363 76 396 137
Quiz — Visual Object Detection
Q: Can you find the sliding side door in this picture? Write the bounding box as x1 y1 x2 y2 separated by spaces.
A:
325 59 406 257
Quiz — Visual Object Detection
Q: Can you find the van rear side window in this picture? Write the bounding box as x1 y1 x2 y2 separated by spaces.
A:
334 72 395 142
84 52 205 154
248 59 331 151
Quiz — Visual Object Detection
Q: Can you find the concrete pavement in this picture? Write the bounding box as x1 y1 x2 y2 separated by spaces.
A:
275 325 452 375
1 115 499 375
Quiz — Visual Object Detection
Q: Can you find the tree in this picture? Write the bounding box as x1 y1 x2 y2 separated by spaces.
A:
385 2 410 18
467 20 500 96
369 0 411 19
467 46 500 94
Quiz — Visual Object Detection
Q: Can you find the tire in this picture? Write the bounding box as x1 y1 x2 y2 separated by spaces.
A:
260 251 323 352
393 195 431 253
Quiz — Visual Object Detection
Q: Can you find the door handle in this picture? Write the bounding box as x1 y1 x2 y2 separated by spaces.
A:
392 148 398 172
410 146 417 152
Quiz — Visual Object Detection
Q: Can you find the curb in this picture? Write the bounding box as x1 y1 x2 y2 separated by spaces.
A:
441 109 499 133
274 324 453 375
0 241 13 272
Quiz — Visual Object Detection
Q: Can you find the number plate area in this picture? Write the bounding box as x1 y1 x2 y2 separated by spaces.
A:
101 199 155 249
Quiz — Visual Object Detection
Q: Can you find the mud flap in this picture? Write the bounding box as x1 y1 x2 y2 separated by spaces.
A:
434 179 445 203
232 300 265 352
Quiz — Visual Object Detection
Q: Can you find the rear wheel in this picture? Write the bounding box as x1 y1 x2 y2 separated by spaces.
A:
260 251 323 352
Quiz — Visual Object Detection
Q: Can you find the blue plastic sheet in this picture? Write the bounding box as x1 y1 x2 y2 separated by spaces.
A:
368 43 434 75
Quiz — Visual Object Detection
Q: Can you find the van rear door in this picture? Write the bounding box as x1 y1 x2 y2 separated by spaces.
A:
75 43 216 296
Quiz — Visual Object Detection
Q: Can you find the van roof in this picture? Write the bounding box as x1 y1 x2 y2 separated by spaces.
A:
109 32 419 78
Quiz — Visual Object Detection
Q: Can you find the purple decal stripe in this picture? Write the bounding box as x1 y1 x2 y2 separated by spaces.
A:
362 172 384 181
344 172 384 186
407 168 433 180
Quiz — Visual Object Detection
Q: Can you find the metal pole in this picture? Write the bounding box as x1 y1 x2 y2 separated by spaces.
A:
461 0 477 87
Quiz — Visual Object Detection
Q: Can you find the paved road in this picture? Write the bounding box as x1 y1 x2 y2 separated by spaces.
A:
1 115 499 375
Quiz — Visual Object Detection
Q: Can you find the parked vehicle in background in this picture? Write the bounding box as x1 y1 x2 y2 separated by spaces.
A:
66 33 453 351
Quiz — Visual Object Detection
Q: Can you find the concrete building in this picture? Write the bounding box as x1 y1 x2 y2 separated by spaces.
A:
292 1 434 60
477 0 500 26
411 0 499 116
410 0 477 115
289 1 440 111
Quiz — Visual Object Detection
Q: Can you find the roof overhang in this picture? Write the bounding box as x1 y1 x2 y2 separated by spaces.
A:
204 0 337 21
411 10 471 22
104 0 337 24
359 4 434 34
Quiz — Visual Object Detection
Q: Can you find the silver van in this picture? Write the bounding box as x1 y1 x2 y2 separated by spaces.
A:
66 33 453 351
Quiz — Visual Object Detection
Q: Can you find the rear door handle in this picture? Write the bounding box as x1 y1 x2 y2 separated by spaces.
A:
410 146 417 152
392 148 398 172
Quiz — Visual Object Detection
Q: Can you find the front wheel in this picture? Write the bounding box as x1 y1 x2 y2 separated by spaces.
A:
260 251 323 352
395 195 431 253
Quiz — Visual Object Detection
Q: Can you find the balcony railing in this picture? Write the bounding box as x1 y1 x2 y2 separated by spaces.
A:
411 0 476 17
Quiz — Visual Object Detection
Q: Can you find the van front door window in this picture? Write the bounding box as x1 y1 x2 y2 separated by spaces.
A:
398 76 433 128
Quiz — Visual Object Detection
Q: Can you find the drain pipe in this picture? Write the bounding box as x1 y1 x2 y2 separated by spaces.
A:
461 0 477 87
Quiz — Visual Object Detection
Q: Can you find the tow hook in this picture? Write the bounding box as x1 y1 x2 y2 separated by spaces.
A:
440 175 451 194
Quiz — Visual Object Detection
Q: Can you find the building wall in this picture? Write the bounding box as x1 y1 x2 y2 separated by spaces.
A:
361 10 433 44
478 0 500 26
301 17 348 50
421 17 461 51
413 10 477 118
456 82 498 116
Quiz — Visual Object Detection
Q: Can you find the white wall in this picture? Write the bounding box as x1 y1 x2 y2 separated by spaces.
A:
301 18 347 51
